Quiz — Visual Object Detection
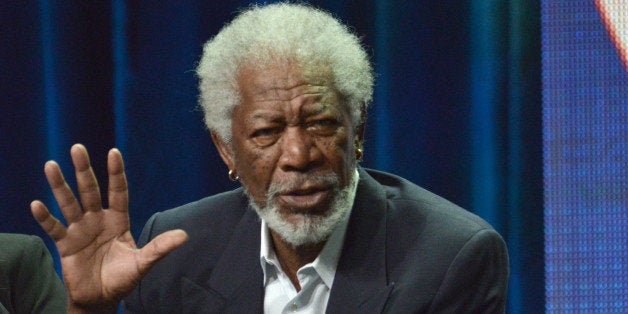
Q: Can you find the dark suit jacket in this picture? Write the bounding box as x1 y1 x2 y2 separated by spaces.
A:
0 233 67 314
124 168 509 313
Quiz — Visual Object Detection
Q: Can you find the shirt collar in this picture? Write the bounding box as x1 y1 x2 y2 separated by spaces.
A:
260 170 359 288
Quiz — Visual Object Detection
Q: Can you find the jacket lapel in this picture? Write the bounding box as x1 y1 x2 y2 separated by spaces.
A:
182 208 264 313
326 169 394 313
179 169 394 313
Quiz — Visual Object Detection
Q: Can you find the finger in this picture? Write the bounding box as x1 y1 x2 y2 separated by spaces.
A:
71 144 103 212
107 148 129 213
31 200 67 241
45 160 83 223
136 230 188 275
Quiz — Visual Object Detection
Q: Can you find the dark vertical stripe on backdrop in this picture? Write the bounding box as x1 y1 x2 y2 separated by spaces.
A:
38 0 64 275
470 0 514 311
509 1 544 312
113 0 129 152
374 0 392 170
471 0 544 312
39 0 60 169
507 1 524 312
39 0 63 221
470 0 506 231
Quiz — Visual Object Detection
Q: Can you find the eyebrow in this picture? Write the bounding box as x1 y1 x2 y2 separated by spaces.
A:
302 103 337 116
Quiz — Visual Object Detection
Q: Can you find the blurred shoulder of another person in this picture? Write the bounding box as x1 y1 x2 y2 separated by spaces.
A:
0 233 67 313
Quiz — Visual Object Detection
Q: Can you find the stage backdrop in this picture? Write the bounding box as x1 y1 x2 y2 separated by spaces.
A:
0 1 543 312
542 0 628 312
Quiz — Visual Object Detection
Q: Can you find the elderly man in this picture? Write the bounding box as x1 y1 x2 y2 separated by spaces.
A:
31 3 509 313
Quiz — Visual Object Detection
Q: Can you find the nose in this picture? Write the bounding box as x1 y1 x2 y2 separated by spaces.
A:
278 126 322 172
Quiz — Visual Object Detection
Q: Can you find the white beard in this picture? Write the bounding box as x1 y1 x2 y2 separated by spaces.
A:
245 169 358 247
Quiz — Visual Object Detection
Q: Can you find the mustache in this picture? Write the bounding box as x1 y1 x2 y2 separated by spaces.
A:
267 173 340 198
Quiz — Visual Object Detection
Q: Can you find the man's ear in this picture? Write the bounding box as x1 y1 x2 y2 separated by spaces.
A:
211 131 235 171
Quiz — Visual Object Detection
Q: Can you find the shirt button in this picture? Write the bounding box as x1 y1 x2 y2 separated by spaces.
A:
291 303 297 312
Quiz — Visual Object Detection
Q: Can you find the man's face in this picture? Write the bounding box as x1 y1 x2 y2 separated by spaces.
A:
212 62 361 241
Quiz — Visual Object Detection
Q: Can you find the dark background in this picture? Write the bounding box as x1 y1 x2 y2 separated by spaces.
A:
0 1 543 312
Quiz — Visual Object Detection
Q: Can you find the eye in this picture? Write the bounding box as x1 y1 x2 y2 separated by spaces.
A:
251 127 282 146
306 119 340 135
252 128 279 137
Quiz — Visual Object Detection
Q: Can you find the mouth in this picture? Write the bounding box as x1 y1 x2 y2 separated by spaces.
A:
276 186 332 214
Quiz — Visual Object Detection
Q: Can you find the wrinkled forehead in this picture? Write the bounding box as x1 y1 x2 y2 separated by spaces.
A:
236 62 343 107
237 59 335 92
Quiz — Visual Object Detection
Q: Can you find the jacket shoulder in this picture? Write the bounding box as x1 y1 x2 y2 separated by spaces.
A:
140 188 250 239
364 168 494 234
361 169 508 311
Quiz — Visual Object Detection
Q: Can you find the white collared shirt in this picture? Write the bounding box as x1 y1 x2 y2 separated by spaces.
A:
260 173 358 314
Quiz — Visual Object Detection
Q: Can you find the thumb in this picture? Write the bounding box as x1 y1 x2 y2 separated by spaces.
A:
136 229 188 275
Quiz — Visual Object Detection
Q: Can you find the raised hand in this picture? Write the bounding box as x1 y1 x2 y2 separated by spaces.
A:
31 144 188 312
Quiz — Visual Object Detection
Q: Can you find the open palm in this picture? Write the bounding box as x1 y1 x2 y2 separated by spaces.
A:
31 144 187 311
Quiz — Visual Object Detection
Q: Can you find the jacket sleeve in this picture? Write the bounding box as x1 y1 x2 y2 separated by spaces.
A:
428 229 510 314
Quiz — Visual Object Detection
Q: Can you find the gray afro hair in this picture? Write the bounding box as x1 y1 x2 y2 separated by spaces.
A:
196 2 374 143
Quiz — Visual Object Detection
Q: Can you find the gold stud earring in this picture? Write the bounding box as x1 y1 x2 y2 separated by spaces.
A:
228 169 240 181
356 148 363 161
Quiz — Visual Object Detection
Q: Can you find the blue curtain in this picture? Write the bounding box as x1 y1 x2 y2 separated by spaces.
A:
0 1 542 312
